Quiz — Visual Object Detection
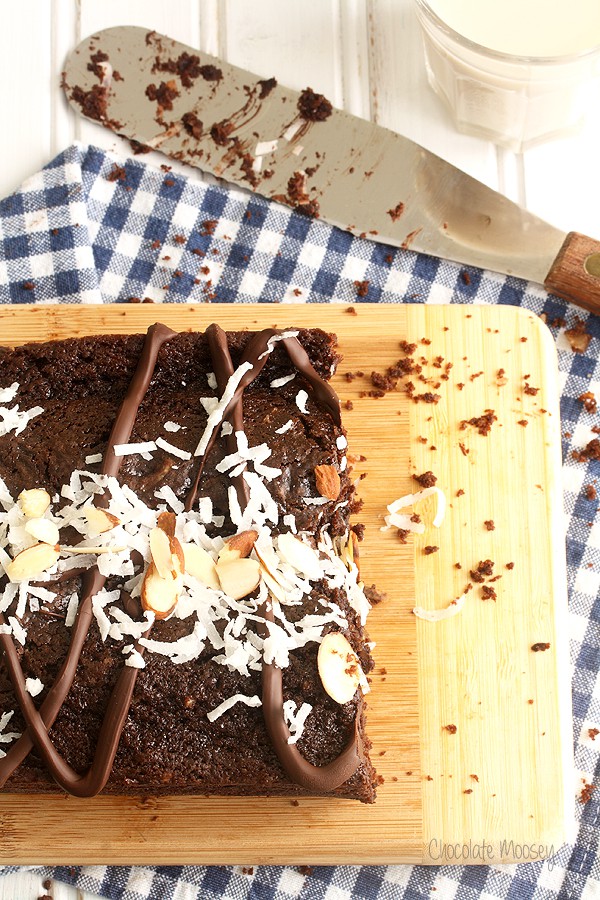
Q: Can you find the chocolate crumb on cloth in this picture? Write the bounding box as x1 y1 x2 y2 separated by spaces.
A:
0 326 377 801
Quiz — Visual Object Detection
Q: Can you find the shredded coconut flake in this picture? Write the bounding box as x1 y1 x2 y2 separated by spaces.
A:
336 435 348 450
206 693 262 723
194 361 254 457
383 487 446 530
113 441 157 457
207 372 218 390
295 390 309 414
257 331 299 361
255 139 279 155
0 402 44 438
25 677 44 697
164 421 183 433
0 383 19 404
155 437 192 460
275 420 293 435
413 593 467 622
283 699 312 744
85 453 103 465
125 648 146 669
270 374 296 388
65 592 79 628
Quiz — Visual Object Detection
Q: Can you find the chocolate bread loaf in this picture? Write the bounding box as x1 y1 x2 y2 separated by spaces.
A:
0 324 377 801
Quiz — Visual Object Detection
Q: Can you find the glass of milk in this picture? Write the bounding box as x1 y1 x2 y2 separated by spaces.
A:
414 0 600 151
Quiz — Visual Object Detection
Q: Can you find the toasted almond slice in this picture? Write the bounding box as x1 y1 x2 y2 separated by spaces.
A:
18 488 51 519
253 544 288 603
183 543 220 590
150 526 177 579
24 518 60 546
218 529 259 564
277 532 323 580
317 631 364 705
6 543 60 582
169 534 185 576
157 510 176 538
141 561 182 619
349 531 361 577
314 464 341 501
84 506 120 536
216 558 261 601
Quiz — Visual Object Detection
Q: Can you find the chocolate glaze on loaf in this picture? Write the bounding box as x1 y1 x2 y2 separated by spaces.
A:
0 325 377 801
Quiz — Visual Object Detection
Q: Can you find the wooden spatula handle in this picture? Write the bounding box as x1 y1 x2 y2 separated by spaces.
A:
545 232 600 315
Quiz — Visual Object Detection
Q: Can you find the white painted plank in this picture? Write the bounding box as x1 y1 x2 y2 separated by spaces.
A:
339 0 372 118
223 0 344 105
367 0 499 190
1 1 52 197
51 0 79 157
521 114 600 236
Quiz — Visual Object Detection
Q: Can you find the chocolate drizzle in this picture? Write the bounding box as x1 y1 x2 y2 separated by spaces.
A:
0 323 176 794
0 323 363 796
193 325 363 792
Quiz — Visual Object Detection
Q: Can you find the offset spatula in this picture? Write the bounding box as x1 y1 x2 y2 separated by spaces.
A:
63 26 600 313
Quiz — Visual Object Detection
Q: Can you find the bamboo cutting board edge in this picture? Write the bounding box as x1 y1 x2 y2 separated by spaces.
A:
0 303 572 866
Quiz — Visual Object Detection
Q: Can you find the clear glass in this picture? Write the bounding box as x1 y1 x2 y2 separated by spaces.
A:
414 0 600 151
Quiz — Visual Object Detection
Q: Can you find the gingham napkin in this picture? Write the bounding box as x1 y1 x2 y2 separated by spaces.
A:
0 143 598 900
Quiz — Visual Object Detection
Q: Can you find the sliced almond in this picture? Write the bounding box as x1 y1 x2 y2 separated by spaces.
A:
157 510 176 538
349 530 361 577
183 543 220 590
216 558 261 601
18 488 51 519
317 631 364 705
277 532 323 581
24 518 60 546
253 544 287 603
84 506 120 536
141 561 182 619
6 543 60 582
150 526 177 579
218 529 259 564
314 464 341 501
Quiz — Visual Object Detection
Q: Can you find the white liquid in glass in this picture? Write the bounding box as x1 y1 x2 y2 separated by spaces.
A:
427 0 600 57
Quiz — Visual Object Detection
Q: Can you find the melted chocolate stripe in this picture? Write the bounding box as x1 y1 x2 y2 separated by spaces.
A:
184 324 249 511
189 325 361 792
185 328 341 509
0 323 176 793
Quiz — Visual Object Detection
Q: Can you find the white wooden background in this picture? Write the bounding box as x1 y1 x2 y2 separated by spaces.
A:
0 1 599 897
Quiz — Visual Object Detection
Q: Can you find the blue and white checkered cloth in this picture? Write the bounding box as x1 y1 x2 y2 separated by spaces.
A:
0 142 599 900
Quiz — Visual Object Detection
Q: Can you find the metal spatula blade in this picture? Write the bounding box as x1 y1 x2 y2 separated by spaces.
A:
63 26 600 313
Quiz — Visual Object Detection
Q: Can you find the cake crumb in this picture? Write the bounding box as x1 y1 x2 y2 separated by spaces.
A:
573 439 600 462
531 642 550 652
388 202 405 221
580 781 595 804
424 546 439 555
589 728 600 741
565 320 591 353
413 470 437 488
579 392 597 413
484 519 495 531
443 724 457 734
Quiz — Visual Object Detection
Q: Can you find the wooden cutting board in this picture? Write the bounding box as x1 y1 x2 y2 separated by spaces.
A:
0 303 571 865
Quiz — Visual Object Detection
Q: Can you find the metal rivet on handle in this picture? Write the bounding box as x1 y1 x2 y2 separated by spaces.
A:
584 253 600 277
